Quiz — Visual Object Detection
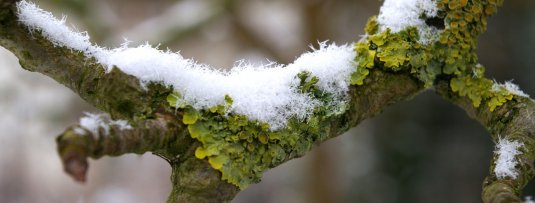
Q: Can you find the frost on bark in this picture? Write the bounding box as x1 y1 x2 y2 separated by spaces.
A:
0 0 533 203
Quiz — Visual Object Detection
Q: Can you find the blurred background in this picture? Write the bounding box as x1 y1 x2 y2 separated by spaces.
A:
0 0 534 202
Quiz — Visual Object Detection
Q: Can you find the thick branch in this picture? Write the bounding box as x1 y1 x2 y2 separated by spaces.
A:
0 1 432 202
20 1 535 202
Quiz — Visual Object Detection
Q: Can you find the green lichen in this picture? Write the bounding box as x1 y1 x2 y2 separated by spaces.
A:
167 71 347 189
450 68 512 112
163 0 510 190
370 29 412 69
352 0 510 110
438 0 508 111
351 22 434 87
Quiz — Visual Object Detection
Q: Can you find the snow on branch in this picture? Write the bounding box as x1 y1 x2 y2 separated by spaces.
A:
78 112 133 136
377 0 440 44
16 1 357 130
493 81 530 98
494 138 524 180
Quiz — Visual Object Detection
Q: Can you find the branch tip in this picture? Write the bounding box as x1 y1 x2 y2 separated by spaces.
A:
63 155 88 183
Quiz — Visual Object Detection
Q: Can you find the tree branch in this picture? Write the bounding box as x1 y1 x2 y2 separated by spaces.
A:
0 2 426 201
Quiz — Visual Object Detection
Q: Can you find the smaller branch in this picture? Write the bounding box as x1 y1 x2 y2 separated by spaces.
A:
56 112 189 182
435 80 535 203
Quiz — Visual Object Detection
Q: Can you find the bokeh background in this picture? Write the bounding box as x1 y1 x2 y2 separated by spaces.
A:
0 0 534 202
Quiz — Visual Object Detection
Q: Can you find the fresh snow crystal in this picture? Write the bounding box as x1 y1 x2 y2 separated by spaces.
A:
377 0 440 44
494 138 524 179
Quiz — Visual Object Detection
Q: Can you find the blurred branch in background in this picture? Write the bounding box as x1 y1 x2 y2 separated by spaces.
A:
0 0 534 203
118 0 226 47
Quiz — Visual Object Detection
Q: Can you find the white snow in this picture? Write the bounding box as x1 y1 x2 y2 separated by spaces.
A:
79 112 132 136
110 120 134 131
79 112 110 136
73 127 86 135
377 0 440 44
525 196 535 203
493 81 530 98
16 1 357 130
16 1 106 60
494 138 524 180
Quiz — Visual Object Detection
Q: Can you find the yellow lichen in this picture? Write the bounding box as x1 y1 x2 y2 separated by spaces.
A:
352 0 510 110
168 72 347 189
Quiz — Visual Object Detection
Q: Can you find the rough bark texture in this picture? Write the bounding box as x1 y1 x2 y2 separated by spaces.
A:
0 0 533 202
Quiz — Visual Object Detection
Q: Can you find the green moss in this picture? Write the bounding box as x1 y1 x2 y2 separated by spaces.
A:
168 71 347 189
